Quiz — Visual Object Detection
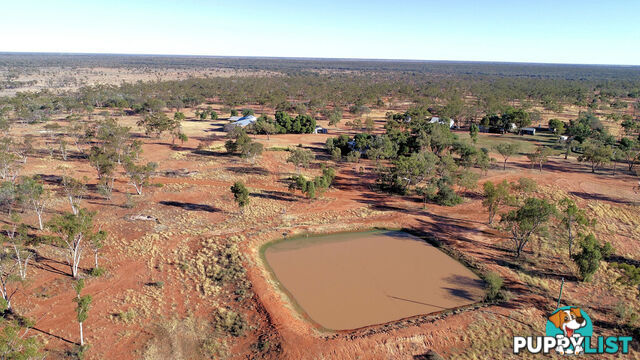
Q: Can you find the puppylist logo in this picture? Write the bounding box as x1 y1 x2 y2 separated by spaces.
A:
513 306 633 355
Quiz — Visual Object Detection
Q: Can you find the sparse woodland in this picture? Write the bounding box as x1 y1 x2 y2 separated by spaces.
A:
0 55 639 358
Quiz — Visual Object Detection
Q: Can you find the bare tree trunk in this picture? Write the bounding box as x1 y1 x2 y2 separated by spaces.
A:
0 270 16 310
72 247 81 278
568 221 574 258
13 245 31 280
69 196 78 215
67 235 83 278
0 286 11 310
79 322 84 346
36 211 43 230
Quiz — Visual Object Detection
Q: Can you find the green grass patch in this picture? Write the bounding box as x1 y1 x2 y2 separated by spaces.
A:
457 132 560 155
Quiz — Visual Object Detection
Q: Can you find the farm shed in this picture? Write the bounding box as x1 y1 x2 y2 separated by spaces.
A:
429 117 455 128
224 115 257 131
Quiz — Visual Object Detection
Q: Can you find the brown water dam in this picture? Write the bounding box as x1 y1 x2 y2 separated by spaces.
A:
263 230 485 330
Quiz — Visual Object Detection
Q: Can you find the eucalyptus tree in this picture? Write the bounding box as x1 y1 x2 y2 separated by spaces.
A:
286 147 314 173
1 213 32 281
0 250 21 310
48 209 104 278
619 138 640 172
95 118 132 164
526 146 553 172
123 160 157 195
482 180 512 225
73 279 92 347
17 176 49 230
559 198 591 257
62 176 88 215
501 197 556 258
0 139 19 182
495 143 520 170
578 141 613 173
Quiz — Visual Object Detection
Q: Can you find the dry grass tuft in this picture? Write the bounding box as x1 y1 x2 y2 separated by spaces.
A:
142 316 227 360
454 309 544 359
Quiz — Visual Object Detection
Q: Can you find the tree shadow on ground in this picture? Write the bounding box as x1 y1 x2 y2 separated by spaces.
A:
226 166 270 176
518 267 579 282
250 190 300 202
159 201 219 212
443 274 485 289
569 191 638 206
442 287 478 301
606 255 640 267
31 327 77 345
35 174 62 185
32 252 71 277
413 350 445 360
385 295 448 310
191 149 229 157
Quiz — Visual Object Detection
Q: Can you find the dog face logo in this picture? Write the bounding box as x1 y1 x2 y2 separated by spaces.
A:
548 307 586 338
545 307 593 354
514 306 632 355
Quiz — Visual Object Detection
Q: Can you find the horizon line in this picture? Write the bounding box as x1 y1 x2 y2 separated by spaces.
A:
1 51 639 68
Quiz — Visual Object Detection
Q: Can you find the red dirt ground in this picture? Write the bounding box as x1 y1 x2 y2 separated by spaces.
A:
5 106 640 359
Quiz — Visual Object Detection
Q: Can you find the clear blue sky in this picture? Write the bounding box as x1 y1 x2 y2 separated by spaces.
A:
2 0 639 65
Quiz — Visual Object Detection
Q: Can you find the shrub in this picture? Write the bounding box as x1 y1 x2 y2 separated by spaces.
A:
433 184 463 206
614 301 638 326
114 309 138 323
514 177 537 193
90 267 106 277
224 139 237 153
123 194 136 209
240 141 263 160
97 180 113 200
256 337 270 352
146 281 164 288
213 308 246 337
484 272 504 301
331 147 342 161
68 344 90 360
611 263 640 287
572 234 612 281
208 242 246 284
230 182 250 208
288 167 335 199
345 150 361 163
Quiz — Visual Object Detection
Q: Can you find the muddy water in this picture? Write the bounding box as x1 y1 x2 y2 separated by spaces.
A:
264 230 485 330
